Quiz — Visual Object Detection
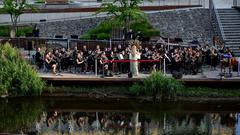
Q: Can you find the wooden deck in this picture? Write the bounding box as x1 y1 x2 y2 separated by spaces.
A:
40 73 240 87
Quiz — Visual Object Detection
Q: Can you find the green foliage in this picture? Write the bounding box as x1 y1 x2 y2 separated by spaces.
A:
3 0 36 37
0 26 33 37
97 0 146 26
82 19 159 40
0 42 45 96
35 0 45 3
81 20 114 40
82 0 159 40
176 87 240 97
129 72 183 101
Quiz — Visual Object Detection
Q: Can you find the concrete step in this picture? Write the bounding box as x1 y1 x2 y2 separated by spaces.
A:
224 33 240 35
223 28 240 31
219 16 240 19
225 41 240 44
220 18 240 22
225 39 240 42
217 9 239 12
222 25 240 28
225 35 240 38
226 46 240 50
221 19 240 23
221 23 240 25
218 13 240 16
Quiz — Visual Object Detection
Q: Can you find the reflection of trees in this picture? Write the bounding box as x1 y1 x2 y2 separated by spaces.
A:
0 98 43 133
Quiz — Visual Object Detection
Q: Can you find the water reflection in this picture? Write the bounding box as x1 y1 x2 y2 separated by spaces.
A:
0 98 240 135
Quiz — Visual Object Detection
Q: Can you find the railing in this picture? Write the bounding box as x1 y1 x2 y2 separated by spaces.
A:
209 0 225 43
0 37 182 50
233 0 240 7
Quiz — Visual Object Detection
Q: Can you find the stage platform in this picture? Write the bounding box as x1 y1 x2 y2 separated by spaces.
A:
40 69 240 87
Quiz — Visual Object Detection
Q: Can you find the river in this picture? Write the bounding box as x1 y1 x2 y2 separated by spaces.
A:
0 97 240 135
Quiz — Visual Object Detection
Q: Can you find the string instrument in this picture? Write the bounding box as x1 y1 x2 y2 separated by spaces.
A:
230 57 238 66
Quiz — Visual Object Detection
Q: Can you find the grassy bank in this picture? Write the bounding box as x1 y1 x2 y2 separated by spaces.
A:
41 72 240 100
43 85 240 99
0 43 45 96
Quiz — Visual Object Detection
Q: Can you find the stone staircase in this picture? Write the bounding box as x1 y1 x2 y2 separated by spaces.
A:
217 8 240 56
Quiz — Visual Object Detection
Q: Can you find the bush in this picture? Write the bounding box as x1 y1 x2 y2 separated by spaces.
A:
129 72 183 101
0 42 45 96
97 33 110 40
81 19 159 40
0 26 33 37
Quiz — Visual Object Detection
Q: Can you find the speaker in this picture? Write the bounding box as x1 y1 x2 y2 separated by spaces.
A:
27 41 33 50
128 72 133 78
172 71 182 79
55 35 63 38
71 35 78 39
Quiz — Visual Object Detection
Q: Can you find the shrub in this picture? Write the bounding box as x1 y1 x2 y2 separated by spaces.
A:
97 33 110 40
0 26 33 37
0 42 45 96
129 72 183 101
81 18 159 40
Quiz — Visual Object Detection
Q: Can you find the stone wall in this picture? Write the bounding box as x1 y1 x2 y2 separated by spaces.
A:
37 8 214 44
37 17 107 38
147 8 214 44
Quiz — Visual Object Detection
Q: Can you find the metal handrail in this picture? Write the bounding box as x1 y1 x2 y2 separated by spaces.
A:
210 0 225 42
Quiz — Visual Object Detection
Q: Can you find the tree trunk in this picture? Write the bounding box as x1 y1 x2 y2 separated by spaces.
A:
10 28 16 38
10 14 17 38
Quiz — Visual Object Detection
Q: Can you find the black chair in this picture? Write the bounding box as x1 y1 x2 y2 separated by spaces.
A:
43 61 51 73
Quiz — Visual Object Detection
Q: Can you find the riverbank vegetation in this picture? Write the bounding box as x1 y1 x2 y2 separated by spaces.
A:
129 72 240 100
0 43 45 96
44 72 240 101
129 72 183 101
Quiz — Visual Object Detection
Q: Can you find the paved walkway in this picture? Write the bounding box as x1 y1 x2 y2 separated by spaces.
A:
213 0 234 9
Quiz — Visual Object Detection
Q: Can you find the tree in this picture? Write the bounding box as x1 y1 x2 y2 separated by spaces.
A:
97 0 146 30
3 0 33 38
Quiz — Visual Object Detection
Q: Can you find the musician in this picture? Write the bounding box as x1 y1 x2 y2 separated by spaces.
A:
130 42 140 76
152 51 162 72
45 51 57 74
35 47 43 69
100 52 112 76
76 52 84 73
60 48 68 70
117 44 123 53
190 51 198 75
72 46 78 60
210 48 218 70
86 50 95 72
82 45 88 58
172 49 182 72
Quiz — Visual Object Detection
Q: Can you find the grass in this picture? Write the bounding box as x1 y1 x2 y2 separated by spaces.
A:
45 85 130 94
44 85 240 99
0 26 33 37
176 87 240 98
0 42 45 96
